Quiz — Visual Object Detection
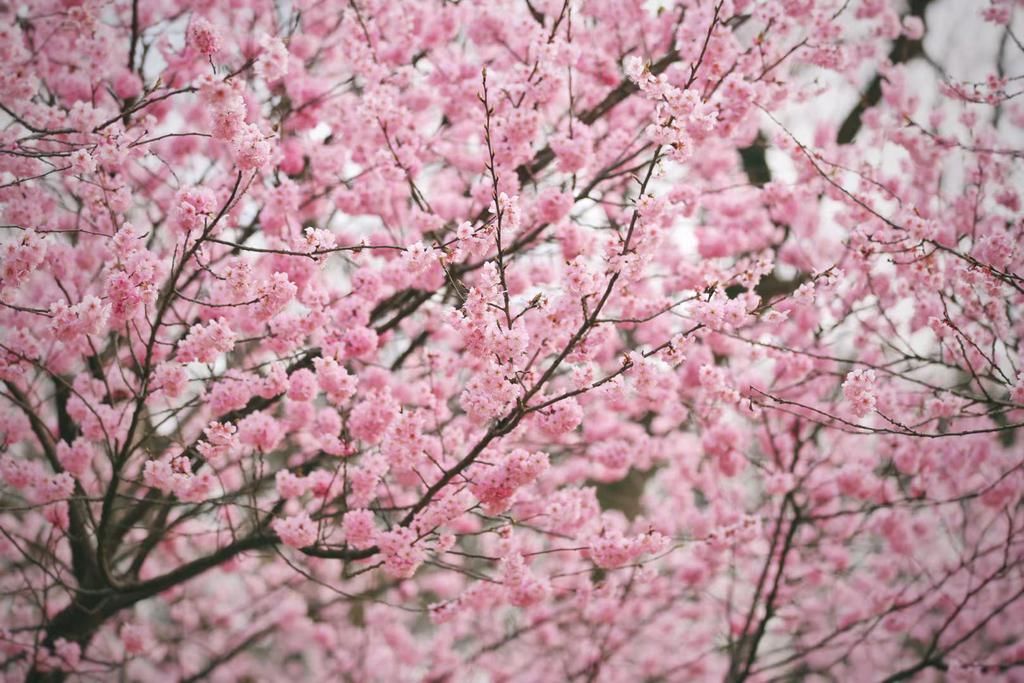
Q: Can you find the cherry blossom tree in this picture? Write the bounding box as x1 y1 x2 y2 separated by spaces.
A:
2 0 1023 680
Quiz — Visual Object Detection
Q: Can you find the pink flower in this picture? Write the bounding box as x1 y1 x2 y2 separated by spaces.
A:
177 318 237 364
702 423 745 477
188 17 222 56
349 390 400 444
232 123 274 171
902 15 925 39
253 272 296 321
1 455 44 490
587 529 668 569
340 326 378 361
273 512 318 548
377 527 424 578
287 368 317 402
120 623 152 656
535 187 574 224
470 449 549 513
199 76 246 140
535 398 583 436
549 126 593 173
1 230 46 293
207 373 253 414
35 472 75 504
172 186 218 235
342 509 377 549
152 362 189 399
502 553 549 607
2 4 1023 676
142 453 215 502
460 361 518 423
410 491 469 535
843 368 878 418
303 227 337 255
256 34 289 82
56 438 94 478
236 411 284 452
314 357 357 404
196 422 238 464
275 470 309 499
44 501 70 531
49 296 109 342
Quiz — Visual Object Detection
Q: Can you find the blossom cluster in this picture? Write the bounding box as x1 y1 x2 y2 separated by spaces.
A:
0 0 1022 681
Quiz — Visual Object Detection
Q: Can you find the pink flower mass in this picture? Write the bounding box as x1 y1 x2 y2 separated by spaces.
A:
2 0 1024 680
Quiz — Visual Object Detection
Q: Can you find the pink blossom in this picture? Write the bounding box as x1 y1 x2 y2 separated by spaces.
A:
273 512 318 548
172 186 218 235
377 527 424 578
120 623 152 656
275 470 309 499
349 390 400 444
587 528 668 569
1 455 44 490
1 4 1022 678
536 398 583 436
236 411 284 452
470 448 549 513
286 368 317 401
501 553 549 607
843 368 878 418
252 272 296 321
460 361 518 423
549 127 593 173
256 34 289 82
49 296 109 342
151 362 189 399
177 318 237 364
342 509 378 549
34 472 75 504
339 326 378 361
1 231 46 295
195 421 239 464
56 438 94 478
188 18 222 56
314 357 357 404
